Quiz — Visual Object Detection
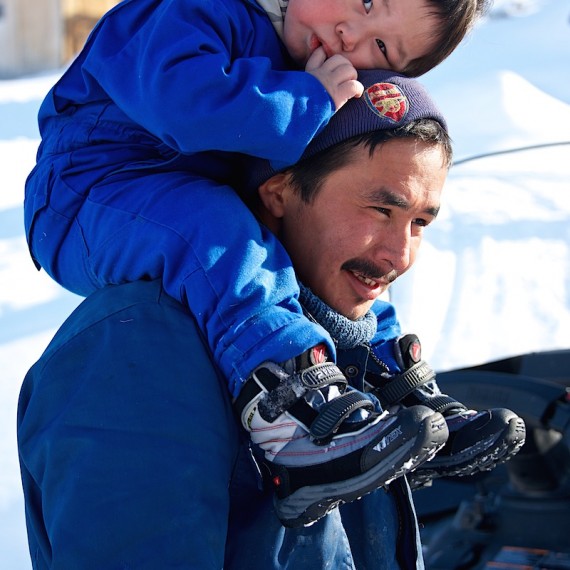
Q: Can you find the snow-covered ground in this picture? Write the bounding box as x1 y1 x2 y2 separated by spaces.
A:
1 0 569 566
392 0 570 369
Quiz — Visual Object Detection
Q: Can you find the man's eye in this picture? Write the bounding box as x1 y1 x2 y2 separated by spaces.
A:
376 39 387 56
363 0 373 14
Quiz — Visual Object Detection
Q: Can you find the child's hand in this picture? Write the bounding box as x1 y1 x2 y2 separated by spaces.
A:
306 47 364 111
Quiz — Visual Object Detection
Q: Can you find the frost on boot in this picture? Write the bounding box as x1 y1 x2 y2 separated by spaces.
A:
234 344 449 527
365 334 526 490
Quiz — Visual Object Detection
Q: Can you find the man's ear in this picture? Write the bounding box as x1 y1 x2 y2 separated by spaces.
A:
257 172 292 219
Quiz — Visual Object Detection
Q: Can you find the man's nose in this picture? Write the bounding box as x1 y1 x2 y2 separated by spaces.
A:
377 230 412 273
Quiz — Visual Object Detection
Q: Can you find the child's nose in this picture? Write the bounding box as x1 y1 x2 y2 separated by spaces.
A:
335 23 356 52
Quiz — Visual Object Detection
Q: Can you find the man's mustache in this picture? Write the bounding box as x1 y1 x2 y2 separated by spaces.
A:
341 259 399 284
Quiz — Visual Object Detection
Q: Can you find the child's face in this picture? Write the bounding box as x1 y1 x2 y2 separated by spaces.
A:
283 0 440 72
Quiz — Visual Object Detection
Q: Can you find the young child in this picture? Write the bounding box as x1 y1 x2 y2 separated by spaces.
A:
24 0 494 526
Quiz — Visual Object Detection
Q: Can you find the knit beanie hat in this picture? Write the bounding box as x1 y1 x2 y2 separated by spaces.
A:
246 69 447 191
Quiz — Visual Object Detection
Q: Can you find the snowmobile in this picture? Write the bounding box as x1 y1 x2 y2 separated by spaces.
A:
417 348 570 569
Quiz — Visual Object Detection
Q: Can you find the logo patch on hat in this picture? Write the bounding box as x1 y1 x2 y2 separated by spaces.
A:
364 82 409 123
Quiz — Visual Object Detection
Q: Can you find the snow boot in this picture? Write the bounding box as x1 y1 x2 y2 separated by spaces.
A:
365 334 526 489
234 344 449 527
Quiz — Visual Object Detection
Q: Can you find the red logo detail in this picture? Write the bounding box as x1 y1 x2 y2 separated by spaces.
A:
410 341 421 363
272 475 282 488
364 82 409 123
310 344 328 365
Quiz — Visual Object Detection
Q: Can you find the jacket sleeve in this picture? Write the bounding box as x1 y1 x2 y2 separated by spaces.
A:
26 161 336 395
77 0 334 169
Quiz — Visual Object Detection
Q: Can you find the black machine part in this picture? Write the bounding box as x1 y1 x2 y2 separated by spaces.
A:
418 349 570 569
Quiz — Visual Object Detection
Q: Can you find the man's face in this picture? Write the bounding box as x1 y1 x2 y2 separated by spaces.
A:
263 139 447 320
283 0 440 72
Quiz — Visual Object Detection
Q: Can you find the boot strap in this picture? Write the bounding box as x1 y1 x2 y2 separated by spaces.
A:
309 390 376 445
379 360 435 405
376 361 462 414
235 361 347 423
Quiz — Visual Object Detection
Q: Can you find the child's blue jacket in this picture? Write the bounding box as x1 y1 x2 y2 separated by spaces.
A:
23 0 350 396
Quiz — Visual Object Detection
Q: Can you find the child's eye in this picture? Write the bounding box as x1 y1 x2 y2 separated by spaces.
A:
376 39 387 56
363 0 373 14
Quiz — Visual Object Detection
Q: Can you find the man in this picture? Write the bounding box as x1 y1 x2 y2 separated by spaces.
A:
18 70 524 569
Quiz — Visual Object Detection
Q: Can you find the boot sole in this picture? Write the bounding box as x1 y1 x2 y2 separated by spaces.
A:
275 408 449 528
409 415 526 490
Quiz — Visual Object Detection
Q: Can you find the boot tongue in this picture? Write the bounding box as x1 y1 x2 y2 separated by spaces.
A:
280 343 330 376
308 344 329 366
286 344 344 410
394 334 422 370
291 343 329 372
395 335 468 415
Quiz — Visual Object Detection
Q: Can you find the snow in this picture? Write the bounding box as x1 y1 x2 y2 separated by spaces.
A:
1 0 569 566
391 0 570 369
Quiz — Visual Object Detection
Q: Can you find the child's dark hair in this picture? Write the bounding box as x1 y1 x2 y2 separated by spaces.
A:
286 118 452 204
404 0 492 76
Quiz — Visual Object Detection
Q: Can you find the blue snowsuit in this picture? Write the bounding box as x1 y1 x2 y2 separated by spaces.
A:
24 0 337 397
18 279 424 569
